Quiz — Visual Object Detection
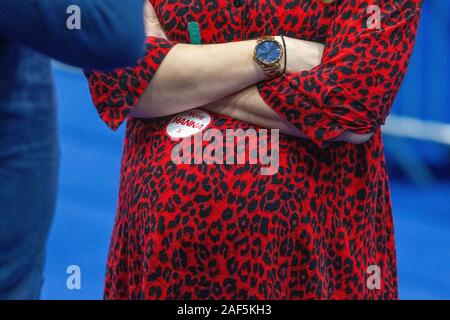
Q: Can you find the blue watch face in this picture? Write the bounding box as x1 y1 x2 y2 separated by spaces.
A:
256 40 282 64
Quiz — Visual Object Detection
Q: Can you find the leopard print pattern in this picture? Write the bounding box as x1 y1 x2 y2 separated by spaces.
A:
86 0 422 299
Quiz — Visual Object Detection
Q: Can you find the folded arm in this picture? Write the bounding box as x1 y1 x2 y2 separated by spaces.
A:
249 0 423 148
86 1 321 131
204 85 374 144
86 0 422 149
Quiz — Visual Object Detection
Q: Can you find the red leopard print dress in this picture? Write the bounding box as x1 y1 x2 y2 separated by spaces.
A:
86 0 422 299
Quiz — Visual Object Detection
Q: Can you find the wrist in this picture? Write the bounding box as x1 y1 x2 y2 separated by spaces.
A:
300 40 324 70
274 36 287 74
280 36 288 74
284 38 324 72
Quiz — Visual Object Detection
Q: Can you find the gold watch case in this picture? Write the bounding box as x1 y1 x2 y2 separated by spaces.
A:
253 36 284 80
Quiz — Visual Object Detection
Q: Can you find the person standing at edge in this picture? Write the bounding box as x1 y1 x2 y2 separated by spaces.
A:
0 0 147 299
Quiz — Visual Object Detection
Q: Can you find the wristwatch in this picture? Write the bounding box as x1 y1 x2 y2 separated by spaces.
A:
254 36 285 80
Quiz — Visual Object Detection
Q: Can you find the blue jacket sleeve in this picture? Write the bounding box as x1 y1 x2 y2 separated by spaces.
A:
0 0 146 70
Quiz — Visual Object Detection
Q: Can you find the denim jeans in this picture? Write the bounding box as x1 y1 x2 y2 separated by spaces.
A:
0 43 59 299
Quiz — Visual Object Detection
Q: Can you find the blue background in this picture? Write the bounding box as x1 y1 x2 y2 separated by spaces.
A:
41 0 450 300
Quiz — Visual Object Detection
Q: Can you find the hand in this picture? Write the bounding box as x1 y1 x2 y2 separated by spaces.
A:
144 1 167 39
278 36 325 73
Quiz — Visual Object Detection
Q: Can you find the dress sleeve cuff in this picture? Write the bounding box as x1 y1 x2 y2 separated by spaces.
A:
87 37 176 131
257 73 347 149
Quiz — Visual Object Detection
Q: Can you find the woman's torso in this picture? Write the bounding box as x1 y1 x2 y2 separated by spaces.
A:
108 0 396 299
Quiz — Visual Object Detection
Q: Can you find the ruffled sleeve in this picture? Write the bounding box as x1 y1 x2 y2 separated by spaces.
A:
258 0 423 148
86 36 176 130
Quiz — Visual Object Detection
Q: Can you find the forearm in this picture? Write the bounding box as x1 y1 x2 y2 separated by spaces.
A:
203 86 306 138
133 3 322 120
204 86 373 144
132 39 267 118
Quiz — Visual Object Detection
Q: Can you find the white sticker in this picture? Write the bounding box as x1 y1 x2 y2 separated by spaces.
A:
165 109 212 139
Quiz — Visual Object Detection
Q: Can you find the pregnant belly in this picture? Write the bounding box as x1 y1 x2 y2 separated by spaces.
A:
118 107 312 230
116 112 310 276
124 109 299 174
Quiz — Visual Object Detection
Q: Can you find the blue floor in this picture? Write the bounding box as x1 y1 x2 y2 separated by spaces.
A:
41 67 450 300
